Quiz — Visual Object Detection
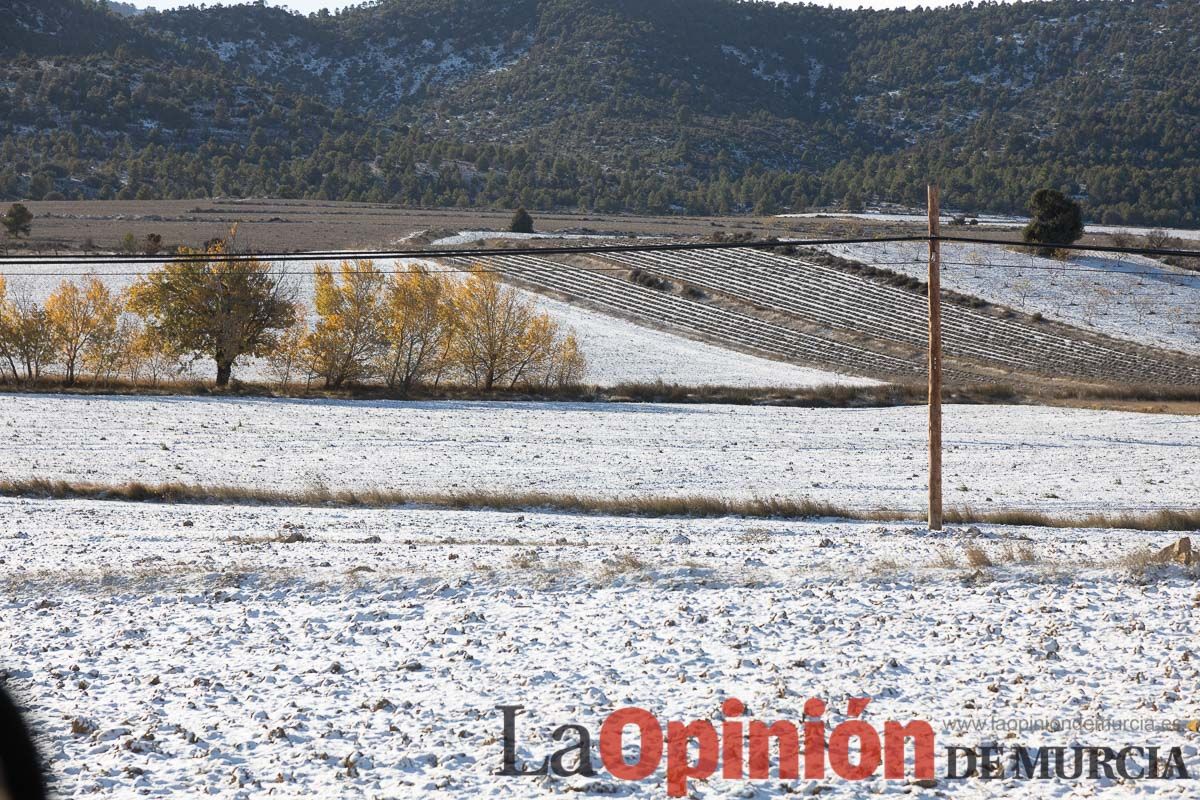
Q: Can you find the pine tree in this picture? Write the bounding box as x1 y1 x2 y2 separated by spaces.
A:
1022 189 1084 255
1 204 32 239
508 207 534 234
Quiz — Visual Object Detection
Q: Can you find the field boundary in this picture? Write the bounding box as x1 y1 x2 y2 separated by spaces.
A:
4 478 1199 532
3 379 1199 412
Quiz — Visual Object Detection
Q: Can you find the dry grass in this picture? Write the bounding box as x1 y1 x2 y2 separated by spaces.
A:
933 548 962 569
946 507 1200 532
0 375 1001 408
869 557 903 575
597 552 649 582
4 373 1199 412
963 544 994 568
996 541 1039 564
0 478 855 520
3 477 1200 532
738 527 774 544
509 549 540 569
1119 547 1162 578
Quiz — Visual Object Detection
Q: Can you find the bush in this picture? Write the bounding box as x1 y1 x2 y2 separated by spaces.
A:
629 268 672 291
1022 189 1084 255
1 204 33 239
142 233 163 256
508 207 534 234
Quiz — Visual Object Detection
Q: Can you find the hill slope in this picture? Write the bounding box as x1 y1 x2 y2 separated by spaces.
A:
1 0 1198 225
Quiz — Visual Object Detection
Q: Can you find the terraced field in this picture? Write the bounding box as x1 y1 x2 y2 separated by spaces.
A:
450 249 1200 388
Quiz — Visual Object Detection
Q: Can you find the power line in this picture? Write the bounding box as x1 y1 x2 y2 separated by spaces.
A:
0 264 634 279
0 258 942 279
0 235 927 265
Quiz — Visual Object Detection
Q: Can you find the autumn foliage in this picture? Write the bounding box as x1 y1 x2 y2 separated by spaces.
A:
0 252 585 392
285 261 585 392
127 235 298 387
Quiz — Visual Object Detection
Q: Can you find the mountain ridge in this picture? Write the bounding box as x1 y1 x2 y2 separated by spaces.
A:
1 0 1197 225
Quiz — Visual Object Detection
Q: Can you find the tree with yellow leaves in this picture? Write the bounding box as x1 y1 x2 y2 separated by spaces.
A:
449 267 585 391
305 259 386 389
379 265 455 393
265 317 312 389
540 331 587 390
45 276 122 384
127 231 296 387
124 322 186 387
0 275 15 381
84 316 140 386
0 277 56 382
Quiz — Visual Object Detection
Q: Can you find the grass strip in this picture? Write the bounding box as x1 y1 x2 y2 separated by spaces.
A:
2 478 1198 532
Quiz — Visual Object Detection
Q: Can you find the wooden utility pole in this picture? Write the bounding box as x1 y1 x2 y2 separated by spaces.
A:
927 184 944 531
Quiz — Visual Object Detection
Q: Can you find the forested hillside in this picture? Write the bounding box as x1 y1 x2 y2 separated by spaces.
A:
2 0 1198 225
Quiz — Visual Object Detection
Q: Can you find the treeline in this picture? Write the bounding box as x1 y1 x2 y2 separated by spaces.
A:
0 247 585 392
10 121 1200 226
4 0 1200 225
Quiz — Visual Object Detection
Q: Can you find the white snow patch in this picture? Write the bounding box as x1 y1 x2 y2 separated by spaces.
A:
2 497 1196 798
1 394 1195 514
527 292 873 387
820 240 1200 353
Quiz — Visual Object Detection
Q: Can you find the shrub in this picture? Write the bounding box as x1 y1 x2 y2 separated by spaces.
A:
142 233 164 256
1022 189 1084 255
1142 229 1181 251
629 268 672 291
508 207 534 234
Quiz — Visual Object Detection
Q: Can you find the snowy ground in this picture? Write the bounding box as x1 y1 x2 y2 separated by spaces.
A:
2 393 1197 514
429 231 636 246
780 211 1200 242
3 498 1197 798
0 258 859 388
820 240 1200 353
526 292 874 387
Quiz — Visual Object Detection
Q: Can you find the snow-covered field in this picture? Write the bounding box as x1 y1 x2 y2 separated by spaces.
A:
3 498 1197 798
527 292 874 387
2 394 1196 513
430 231 635 246
820 240 1200 353
780 211 1200 242
0 258 859 388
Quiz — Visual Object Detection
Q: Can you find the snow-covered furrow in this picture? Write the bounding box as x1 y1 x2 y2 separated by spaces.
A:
467 253 971 383
528 292 874 388
602 248 1200 385
2 498 1196 798
822 241 1200 354
1 394 1196 514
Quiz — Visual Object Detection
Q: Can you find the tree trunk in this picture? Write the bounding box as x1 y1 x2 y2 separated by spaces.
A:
216 359 233 387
